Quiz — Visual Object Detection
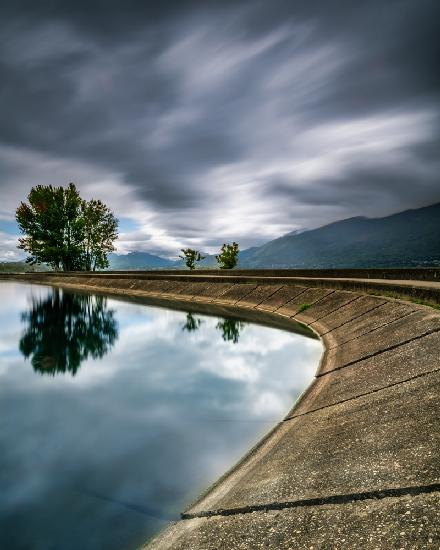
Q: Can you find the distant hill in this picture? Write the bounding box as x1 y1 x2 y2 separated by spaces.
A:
93 203 440 270
239 202 440 268
108 251 175 270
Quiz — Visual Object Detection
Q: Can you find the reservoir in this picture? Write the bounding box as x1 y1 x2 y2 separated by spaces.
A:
0 282 322 549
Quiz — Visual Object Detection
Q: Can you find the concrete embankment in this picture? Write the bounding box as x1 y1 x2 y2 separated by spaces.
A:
2 270 439 549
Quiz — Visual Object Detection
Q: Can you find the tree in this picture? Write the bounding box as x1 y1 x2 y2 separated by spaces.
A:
81 199 118 270
179 248 205 270
16 183 118 271
216 242 239 269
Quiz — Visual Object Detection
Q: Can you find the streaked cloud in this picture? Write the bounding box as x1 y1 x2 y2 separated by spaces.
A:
0 0 439 259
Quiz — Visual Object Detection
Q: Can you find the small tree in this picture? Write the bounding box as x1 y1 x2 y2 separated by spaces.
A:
179 248 205 270
81 199 118 271
216 242 239 269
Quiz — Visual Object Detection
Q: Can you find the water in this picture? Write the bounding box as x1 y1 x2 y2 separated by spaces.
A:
0 282 322 549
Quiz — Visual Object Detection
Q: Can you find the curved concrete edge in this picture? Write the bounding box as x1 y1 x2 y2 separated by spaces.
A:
2 273 440 549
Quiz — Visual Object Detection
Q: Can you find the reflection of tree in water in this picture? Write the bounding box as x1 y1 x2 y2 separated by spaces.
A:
182 312 203 332
216 318 246 344
19 290 118 376
181 312 246 343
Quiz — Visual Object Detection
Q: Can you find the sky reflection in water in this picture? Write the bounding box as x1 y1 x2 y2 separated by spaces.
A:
0 282 322 549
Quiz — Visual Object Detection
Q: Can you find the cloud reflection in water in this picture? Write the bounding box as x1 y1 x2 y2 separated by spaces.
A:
0 282 321 549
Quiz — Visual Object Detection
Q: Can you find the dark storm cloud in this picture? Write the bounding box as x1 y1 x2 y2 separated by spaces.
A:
0 0 439 257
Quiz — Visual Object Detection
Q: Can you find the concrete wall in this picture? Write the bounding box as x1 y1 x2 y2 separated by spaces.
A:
2 272 439 548
21 267 440 280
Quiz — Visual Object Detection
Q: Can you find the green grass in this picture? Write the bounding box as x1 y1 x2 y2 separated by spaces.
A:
411 298 440 310
298 303 311 313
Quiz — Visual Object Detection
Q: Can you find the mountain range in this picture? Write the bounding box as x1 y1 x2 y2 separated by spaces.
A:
110 202 440 269
108 251 174 270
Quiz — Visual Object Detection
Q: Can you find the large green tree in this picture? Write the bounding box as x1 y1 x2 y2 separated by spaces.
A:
16 183 118 271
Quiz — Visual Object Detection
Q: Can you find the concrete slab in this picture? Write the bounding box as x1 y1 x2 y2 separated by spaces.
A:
294 290 358 324
186 369 440 515
322 300 416 350
79 277 103 287
323 310 440 373
146 492 440 549
110 278 139 289
167 281 201 297
276 287 333 317
256 285 307 312
310 295 386 334
214 284 258 304
291 330 440 415
174 281 207 299
236 285 283 307
130 279 170 293
190 283 233 301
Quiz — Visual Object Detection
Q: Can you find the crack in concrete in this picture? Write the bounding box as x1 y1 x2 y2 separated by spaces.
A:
303 293 361 324
272 287 309 312
250 285 285 308
181 484 440 520
218 284 259 305
192 283 235 302
326 308 417 350
318 300 387 335
318 325 440 376
287 366 440 419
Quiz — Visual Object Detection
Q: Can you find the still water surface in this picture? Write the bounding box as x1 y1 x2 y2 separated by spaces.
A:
0 282 321 549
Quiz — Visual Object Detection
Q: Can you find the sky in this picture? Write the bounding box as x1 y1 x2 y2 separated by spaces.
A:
0 0 439 260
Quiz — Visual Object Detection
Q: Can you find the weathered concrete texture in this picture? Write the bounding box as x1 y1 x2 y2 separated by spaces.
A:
133 279 178 293
321 300 416 350
166 281 198 297
145 492 440 550
186 369 440 515
190 282 233 301
292 330 440 415
323 309 440 373
236 285 283 307
294 289 358 324
256 285 306 311
310 295 386 333
214 284 257 304
276 287 333 317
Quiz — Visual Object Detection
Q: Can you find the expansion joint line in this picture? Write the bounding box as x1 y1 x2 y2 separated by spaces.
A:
271 287 312 313
319 300 387 335
317 325 440 377
327 309 417 351
181 483 440 520
287 365 440 419
229 284 260 305
304 293 361 324
251 285 286 308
